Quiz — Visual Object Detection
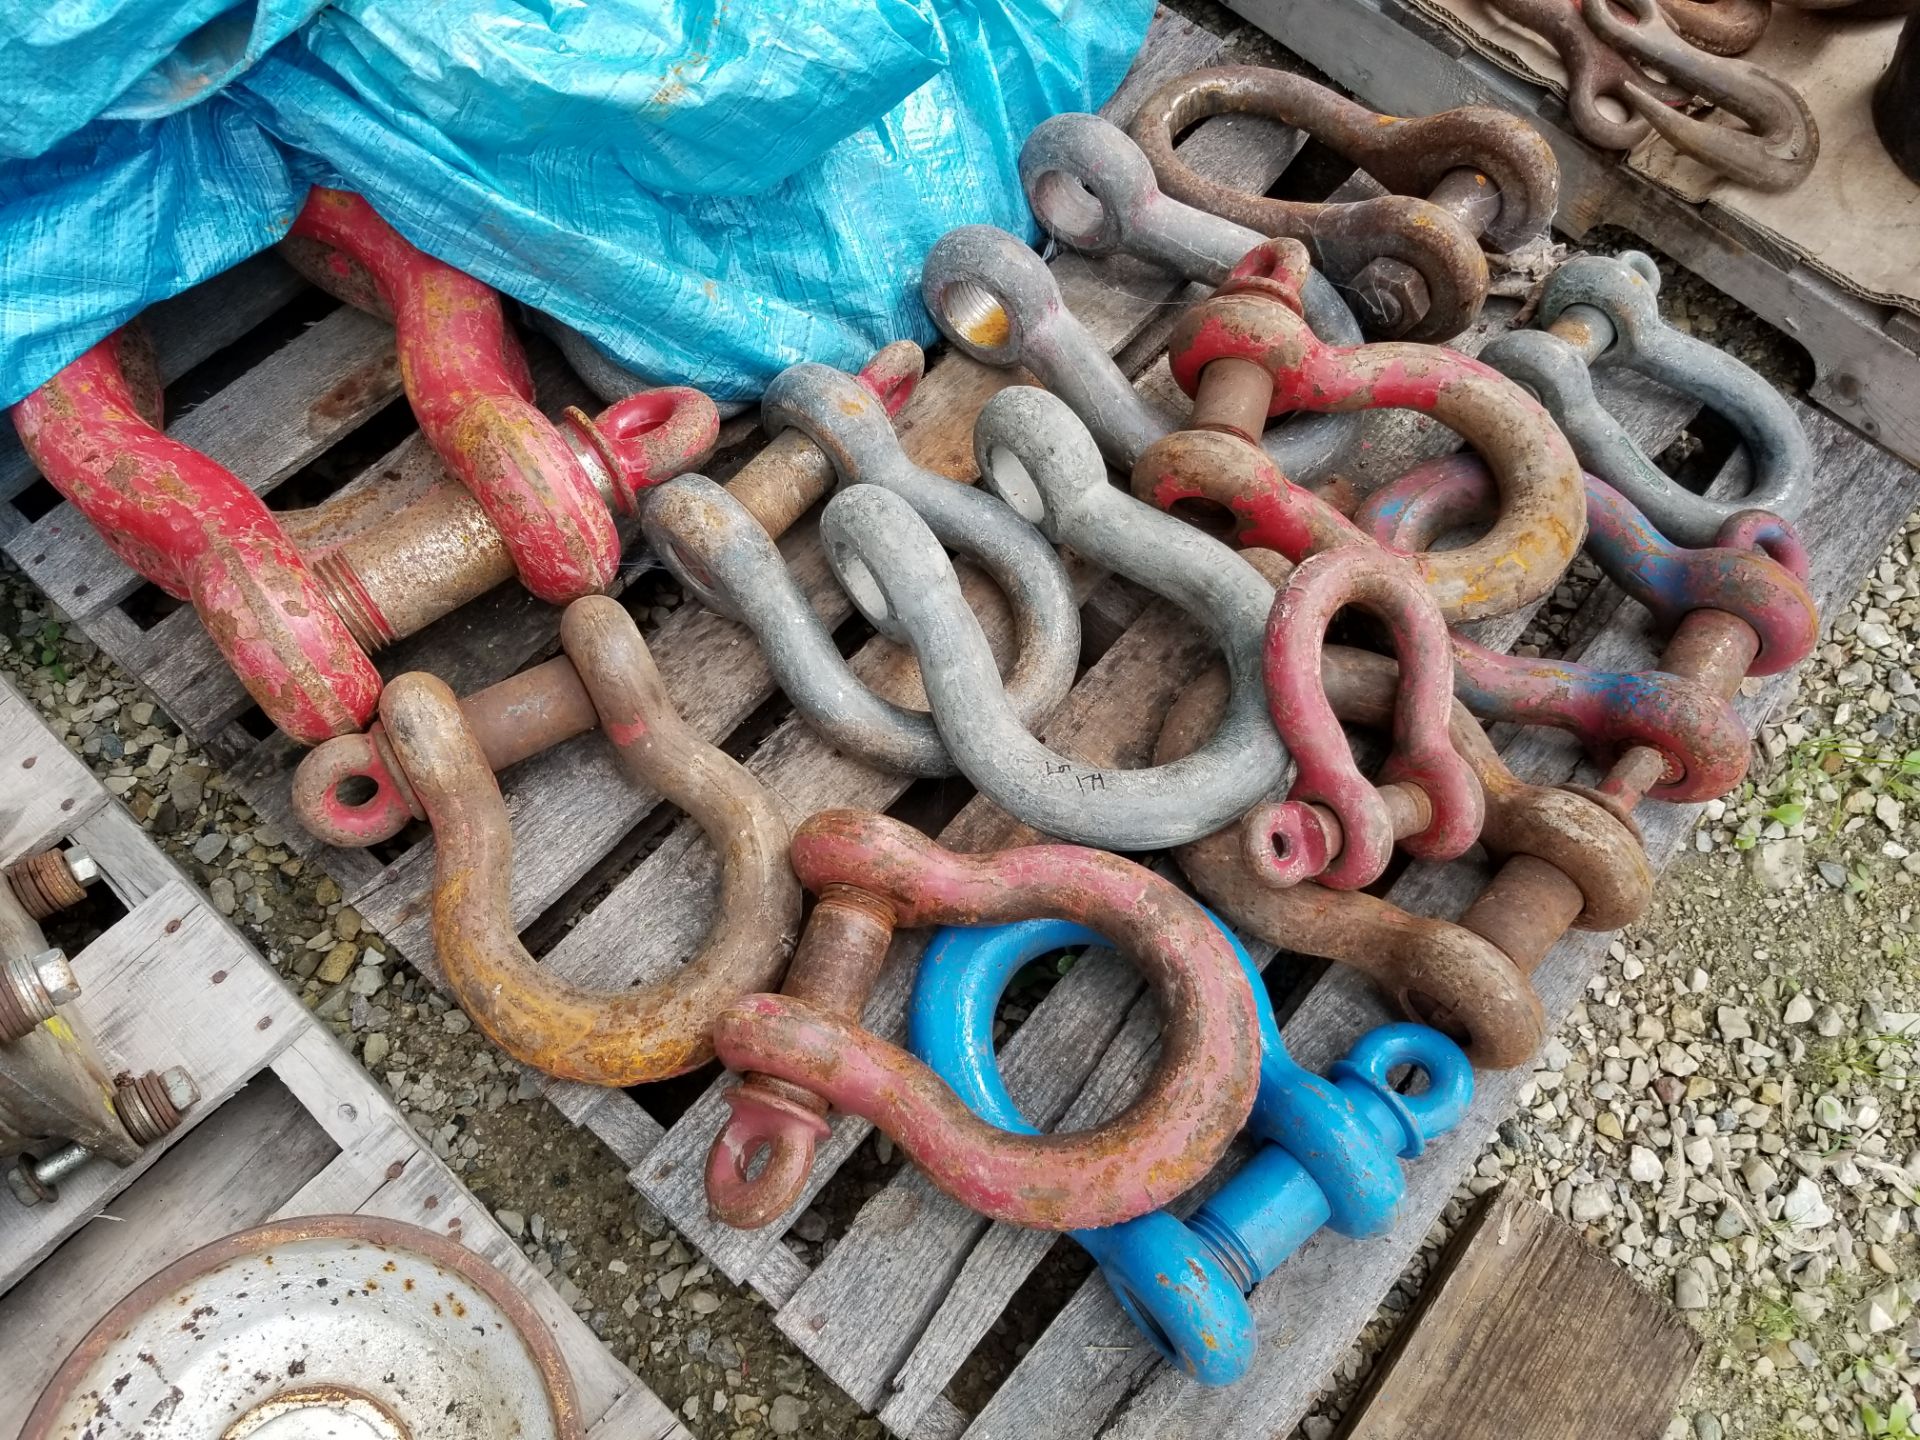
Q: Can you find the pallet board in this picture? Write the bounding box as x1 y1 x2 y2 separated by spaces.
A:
0 7 1914 1438
1337 1185 1702 1440
0 679 686 1439
1219 0 1920 473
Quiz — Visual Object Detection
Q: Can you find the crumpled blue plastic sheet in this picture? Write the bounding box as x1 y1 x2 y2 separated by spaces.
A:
0 0 1153 407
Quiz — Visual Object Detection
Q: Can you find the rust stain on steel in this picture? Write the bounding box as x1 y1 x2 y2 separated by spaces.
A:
377 596 801 1085
1157 641 1543 1070
19 1215 581 1440
1129 65 1557 341
704 810 1264 1232
1160 240 1586 624
9 331 380 745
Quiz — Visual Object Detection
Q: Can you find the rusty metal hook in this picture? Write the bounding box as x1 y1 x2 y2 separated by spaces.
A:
1583 0 1819 190
1249 546 1485 890
1159 238 1587 622
1129 65 1560 340
375 596 801 1086
1484 0 1687 151
921 225 1357 486
704 810 1263 1231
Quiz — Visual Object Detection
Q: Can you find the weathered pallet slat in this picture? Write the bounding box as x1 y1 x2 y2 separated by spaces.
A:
1339 1185 1702 1440
0 680 688 1438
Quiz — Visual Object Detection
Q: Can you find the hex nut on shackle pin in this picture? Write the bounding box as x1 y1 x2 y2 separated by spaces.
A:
0 949 80 1044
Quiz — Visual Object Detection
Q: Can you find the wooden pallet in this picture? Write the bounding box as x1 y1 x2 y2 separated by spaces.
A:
0 680 688 1439
1217 0 1920 475
0 8 1913 1437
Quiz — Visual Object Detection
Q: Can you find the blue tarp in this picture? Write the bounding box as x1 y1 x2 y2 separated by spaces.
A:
0 0 1154 406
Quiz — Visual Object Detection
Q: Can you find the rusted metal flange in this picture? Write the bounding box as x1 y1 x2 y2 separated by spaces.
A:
22 1215 581 1439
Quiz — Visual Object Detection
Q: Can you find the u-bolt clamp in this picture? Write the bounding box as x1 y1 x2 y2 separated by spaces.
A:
1481 251 1811 545
817 387 1292 850
1128 66 1560 341
911 917 1473 1384
14 219 719 745
1359 454 1816 800
1157 238 1587 623
704 811 1264 1231
1158 610 1649 1067
286 189 725 600
922 225 1356 487
1250 545 1485 890
641 363 1080 777
367 596 801 1085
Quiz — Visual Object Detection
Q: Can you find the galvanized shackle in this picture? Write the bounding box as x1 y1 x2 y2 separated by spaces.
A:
1480 251 1812 544
1251 545 1485 890
704 811 1264 1231
1016 111 1369 348
375 596 801 1086
286 188 723 600
1362 453 1819 673
910 919 1471 1384
1129 65 1560 341
921 225 1356 486
1158 238 1587 622
643 467 1077 783
817 388 1292 850
1580 0 1818 190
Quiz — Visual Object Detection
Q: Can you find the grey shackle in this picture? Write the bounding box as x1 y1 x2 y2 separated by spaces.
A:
1017 113 1367 323
644 369 1080 777
1480 251 1810 545
923 225 1357 486
821 386 1292 850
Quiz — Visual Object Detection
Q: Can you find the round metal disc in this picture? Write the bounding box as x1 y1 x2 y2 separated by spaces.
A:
23 1215 581 1439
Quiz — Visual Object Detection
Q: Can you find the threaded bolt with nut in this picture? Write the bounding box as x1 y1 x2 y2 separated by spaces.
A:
0 948 79 1043
114 1067 199 1146
6 1143 90 1206
6 846 98 920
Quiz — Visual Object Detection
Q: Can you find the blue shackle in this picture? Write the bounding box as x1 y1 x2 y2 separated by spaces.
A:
909 916 1473 1386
